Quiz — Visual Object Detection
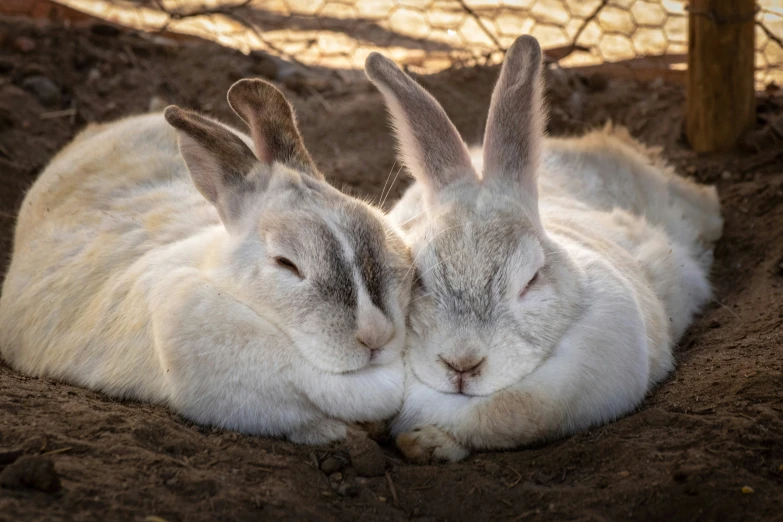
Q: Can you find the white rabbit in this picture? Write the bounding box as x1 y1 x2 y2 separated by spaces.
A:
0 79 413 445
365 35 722 463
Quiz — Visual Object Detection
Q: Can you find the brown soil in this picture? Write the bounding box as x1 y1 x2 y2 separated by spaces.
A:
1 16 782 522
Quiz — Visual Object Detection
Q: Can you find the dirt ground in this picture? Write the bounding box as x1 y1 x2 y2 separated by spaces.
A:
0 16 782 522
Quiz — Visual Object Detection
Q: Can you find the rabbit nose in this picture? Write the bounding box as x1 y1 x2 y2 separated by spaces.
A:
356 306 394 351
440 356 485 375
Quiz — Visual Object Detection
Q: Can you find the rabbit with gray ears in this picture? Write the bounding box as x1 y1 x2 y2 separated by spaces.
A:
0 79 413 444
365 35 722 463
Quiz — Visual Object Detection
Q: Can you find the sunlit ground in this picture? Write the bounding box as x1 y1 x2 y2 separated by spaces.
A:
44 0 783 87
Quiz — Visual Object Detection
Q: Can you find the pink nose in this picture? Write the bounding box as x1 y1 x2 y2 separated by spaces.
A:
440 356 485 394
440 356 485 375
356 308 394 351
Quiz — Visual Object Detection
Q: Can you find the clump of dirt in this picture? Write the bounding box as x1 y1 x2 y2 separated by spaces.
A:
0 455 61 493
346 432 387 478
1 16 782 522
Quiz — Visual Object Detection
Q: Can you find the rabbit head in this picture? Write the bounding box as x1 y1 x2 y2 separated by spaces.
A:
164 79 412 375
366 36 582 396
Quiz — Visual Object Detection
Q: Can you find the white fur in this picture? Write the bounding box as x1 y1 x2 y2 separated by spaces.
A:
0 89 412 445
367 36 722 462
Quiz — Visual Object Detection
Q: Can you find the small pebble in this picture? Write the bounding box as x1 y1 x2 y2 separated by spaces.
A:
347 435 386 477
0 455 61 493
21 75 61 106
618 471 630 478
320 456 344 475
741 486 754 494
721 170 732 180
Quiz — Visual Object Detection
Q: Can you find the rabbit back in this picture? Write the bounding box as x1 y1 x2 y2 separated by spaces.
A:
539 123 722 252
0 113 221 397
538 124 720 351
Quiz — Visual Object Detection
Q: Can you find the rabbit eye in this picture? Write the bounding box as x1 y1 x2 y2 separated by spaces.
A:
519 270 539 298
274 256 303 279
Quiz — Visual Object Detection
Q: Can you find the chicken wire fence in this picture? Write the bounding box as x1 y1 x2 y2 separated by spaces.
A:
51 0 783 87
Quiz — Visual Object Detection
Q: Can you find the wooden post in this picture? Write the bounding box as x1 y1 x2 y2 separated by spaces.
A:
686 0 756 153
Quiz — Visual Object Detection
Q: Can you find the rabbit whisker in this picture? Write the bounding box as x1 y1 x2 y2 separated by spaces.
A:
395 203 437 228
409 293 433 305
380 163 404 209
375 159 397 208
403 223 464 280
414 252 460 283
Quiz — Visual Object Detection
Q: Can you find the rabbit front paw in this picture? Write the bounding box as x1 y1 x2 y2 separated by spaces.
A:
396 425 470 464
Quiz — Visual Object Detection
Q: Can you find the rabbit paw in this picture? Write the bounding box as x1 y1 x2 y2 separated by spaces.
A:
396 425 470 464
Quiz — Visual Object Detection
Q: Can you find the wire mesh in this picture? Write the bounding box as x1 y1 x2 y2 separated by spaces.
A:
55 0 783 87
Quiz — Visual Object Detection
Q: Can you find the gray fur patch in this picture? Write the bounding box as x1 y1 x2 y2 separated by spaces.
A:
425 207 530 324
313 221 357 310
343 206 389 315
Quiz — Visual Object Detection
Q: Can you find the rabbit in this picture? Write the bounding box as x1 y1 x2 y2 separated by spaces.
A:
364 35 723 463
0 79 414 445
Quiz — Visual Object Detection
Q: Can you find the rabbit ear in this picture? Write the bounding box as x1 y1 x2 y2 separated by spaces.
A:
365 53 477 198
227 79 321 179
164 105 265 231
482 36 545 204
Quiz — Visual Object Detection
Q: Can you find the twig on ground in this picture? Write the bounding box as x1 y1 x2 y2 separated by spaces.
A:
40 447 73 456
40 108 77 119
385 471 399 506
505 467 523 489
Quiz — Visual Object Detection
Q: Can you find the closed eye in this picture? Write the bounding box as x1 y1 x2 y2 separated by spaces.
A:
274 256 303 279
519 270 540 299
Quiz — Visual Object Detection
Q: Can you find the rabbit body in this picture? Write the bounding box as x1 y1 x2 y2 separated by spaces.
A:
368 37 722 462
0 82 411 444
